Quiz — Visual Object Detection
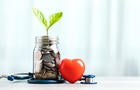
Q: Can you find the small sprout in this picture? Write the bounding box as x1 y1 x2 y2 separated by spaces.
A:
32 8 63 36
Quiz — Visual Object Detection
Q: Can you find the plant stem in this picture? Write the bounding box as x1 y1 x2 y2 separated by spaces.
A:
46 28 49 36
46 28 49 44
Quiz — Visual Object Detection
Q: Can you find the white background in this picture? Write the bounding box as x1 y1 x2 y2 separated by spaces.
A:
0 0 140 76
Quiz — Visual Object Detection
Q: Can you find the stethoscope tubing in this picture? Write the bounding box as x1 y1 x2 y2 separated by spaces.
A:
0 72 97 84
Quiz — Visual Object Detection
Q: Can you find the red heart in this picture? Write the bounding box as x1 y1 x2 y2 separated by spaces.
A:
59 58 85 83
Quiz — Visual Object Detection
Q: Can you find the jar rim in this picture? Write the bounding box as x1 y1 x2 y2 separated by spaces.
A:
36 35 58 39
35 35 58 44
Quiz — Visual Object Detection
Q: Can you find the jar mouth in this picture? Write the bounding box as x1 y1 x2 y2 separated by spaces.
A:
36 35 58 39
35 35 58 44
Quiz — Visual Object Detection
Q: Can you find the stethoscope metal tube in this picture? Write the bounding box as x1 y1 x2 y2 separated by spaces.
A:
0 72 33 81
0 75 7 79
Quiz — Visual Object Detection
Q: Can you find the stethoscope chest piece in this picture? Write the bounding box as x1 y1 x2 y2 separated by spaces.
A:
80 75 97 84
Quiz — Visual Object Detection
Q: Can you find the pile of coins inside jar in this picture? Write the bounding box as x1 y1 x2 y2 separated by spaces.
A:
33 36 60 80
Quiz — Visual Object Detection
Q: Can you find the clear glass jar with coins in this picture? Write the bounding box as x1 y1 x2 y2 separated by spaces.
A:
33 36 60 80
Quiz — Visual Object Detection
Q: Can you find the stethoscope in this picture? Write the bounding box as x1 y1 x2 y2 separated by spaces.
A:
0 72 97 84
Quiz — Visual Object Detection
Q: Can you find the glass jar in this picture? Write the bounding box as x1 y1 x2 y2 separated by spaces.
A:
33 36 60 80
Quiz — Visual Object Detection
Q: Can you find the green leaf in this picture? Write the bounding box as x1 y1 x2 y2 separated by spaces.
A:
32 8 48 29
48 12 63 30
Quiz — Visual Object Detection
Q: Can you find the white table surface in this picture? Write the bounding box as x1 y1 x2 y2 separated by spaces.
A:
0 77 140 90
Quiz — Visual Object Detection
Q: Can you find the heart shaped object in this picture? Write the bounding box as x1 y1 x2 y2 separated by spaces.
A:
59 58 85 83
